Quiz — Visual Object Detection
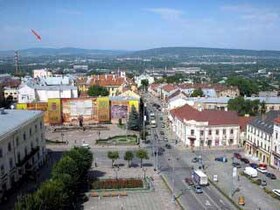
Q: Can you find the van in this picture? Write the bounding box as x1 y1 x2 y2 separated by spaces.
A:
244 167 258 178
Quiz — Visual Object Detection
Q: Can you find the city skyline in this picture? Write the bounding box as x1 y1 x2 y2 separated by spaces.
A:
1 0 280 51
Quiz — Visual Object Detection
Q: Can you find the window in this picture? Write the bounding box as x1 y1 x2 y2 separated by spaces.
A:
1 165 5 175
9 158 13 169
275 146 277 152
24 147 28 156
23 132 26 141
40 121 43 129
216 130 219 135
35 124 38 132
223 129 226 135
208 130 212 135
16 137 19 146
8 142 11 152
200 130 204 136
17 152 21 162
29 128 32 136
276 132 278 139
0 148 2 158
268 146 270 151
31 142 34 149
230 129 234 134
191 130 195 135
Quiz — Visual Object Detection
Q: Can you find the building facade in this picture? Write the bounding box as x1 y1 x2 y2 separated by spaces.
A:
271 118 280 170
0 109 46 199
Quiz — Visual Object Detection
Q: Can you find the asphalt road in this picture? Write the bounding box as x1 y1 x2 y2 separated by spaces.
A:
144 95 237 210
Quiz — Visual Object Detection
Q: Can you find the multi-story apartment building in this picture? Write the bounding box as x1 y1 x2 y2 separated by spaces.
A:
169 104 243 148
245 111 280 165
271 117 280 170
0 109 46 199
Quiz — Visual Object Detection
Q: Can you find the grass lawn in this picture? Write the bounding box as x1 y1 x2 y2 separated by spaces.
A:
96 135 138 145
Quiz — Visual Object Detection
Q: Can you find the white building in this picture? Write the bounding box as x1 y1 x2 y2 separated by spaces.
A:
245 111 280 165
169 104 242 148
18 82 78 103
134 74 155 87
33 68 52 78
0 109 46 199
271 117 280 170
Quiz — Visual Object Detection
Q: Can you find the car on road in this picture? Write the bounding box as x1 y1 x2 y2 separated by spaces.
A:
232 162 241 168
192 157 199 163
266 172 277 179
165 143 171 149
81 143 90 149
164 137 168 142
238 196 245 206
240 158 250 164
249 163 258 169
256 167 268 174
272 189 280 197
185 178 194 186
215 157 228 162
160 131 164 135
234 153 242 159
193 185 203 194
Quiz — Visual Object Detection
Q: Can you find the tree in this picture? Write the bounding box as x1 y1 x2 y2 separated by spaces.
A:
87 85 109 97
191 88 204 97
141 79 149 91
127 105 140 131
107 151 119 167
124 151 134 167
136 149 149 168
226 76 259 96
228 97 262 116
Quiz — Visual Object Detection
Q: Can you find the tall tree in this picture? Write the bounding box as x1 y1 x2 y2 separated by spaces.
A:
141 79 149 91
228 97 262 116
127 105 140 131
226 76 259 96
87 85 109 97
136 149 149 168
124 151 134 167
107 151 119 167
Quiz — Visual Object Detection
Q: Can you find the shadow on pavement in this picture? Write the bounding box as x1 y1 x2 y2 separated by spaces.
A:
88 170 106 179
142 163 153 167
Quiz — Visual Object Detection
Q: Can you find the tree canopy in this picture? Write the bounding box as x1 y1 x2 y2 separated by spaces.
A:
136 149 149 168
226 76 259 96
124 151 134 167
107 151 119 167
228 96 265 116
127 105 140 131
87 85 109 97
191 88 204 97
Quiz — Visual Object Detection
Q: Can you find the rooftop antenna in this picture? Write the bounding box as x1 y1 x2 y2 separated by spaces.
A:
15 51 19 75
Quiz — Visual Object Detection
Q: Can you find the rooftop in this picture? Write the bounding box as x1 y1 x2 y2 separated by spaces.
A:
0 109 43 138
249 111 280 134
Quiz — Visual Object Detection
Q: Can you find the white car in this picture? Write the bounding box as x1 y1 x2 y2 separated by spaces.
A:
256 167 267 174
272 189 280 197
81 143 90 149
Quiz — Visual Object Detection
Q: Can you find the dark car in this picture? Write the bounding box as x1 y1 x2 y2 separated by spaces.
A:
215 157 228 162
240 158 250 164
249 163 258 169
266 172 277 180
165 144 171 149
185 178 194 186
232 162 241 168
234 153 242 159
160 131 164 135
194 185 203 194
192 157 199 163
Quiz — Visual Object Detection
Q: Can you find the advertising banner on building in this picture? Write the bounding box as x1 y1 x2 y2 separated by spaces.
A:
16 103 27 110
48 99 62 124
62 98 95 122
97 97 110 122
111 104 128 119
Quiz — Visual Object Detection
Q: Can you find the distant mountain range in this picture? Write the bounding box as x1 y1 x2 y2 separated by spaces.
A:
1 47 280 58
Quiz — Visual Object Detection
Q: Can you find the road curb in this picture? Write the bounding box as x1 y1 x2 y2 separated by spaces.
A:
208 178 243 210
160 174 185 210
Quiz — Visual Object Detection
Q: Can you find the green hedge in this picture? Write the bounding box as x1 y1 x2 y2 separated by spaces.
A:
96 135 138 145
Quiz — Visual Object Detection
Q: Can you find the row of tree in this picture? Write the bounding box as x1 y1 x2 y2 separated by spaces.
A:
15 147 93 210
107 149 149 168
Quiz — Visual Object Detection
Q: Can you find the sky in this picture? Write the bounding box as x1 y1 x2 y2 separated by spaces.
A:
1 0 280 51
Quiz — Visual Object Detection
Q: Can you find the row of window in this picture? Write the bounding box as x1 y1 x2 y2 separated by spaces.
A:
190 129 234 136
248 126 270 140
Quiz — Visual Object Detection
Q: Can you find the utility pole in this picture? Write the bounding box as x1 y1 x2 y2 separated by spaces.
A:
15 51 19 75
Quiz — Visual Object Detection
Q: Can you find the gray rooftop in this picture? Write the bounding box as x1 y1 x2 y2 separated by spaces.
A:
0 109 43 138
249 111 280 134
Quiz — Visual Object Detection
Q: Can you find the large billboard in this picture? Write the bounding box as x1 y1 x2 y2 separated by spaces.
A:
17 103 49 123
48 99 62 125
62 98 97 122
97 97 110 122
111 104 128 119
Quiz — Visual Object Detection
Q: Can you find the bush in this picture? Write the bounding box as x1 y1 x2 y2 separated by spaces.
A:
92 179 143 190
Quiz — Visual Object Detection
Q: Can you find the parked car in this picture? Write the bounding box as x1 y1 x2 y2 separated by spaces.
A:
160 131 164 135
215 157 228 162
185 178 194 186
234 153 242 159
164 137 168 142
161 124 165 128
238 196 245 206
240 158 250 164
249 163 258 169
272 189 280 197
257 167 267 174
81 143 90 149
192 157 199 163
266 172 277 180
255 179 267 186
193 185 203 194
165 144 171 149
232 162 241 168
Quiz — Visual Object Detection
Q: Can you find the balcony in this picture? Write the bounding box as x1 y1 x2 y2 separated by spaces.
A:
16 146 40 168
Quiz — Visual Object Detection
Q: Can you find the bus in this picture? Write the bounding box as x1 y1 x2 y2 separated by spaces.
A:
193 170 208 186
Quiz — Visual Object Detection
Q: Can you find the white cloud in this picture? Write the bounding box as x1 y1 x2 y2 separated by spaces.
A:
145 8 183 20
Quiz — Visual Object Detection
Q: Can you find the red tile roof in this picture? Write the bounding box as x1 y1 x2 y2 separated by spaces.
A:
177 83 238 92
170 104 239 126
238 116 254 131
89 74 130 87
162 84 177 92
149 83 159 91
274 117 280 124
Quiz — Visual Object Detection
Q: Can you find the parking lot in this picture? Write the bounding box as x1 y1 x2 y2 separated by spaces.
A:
179 148 280 210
